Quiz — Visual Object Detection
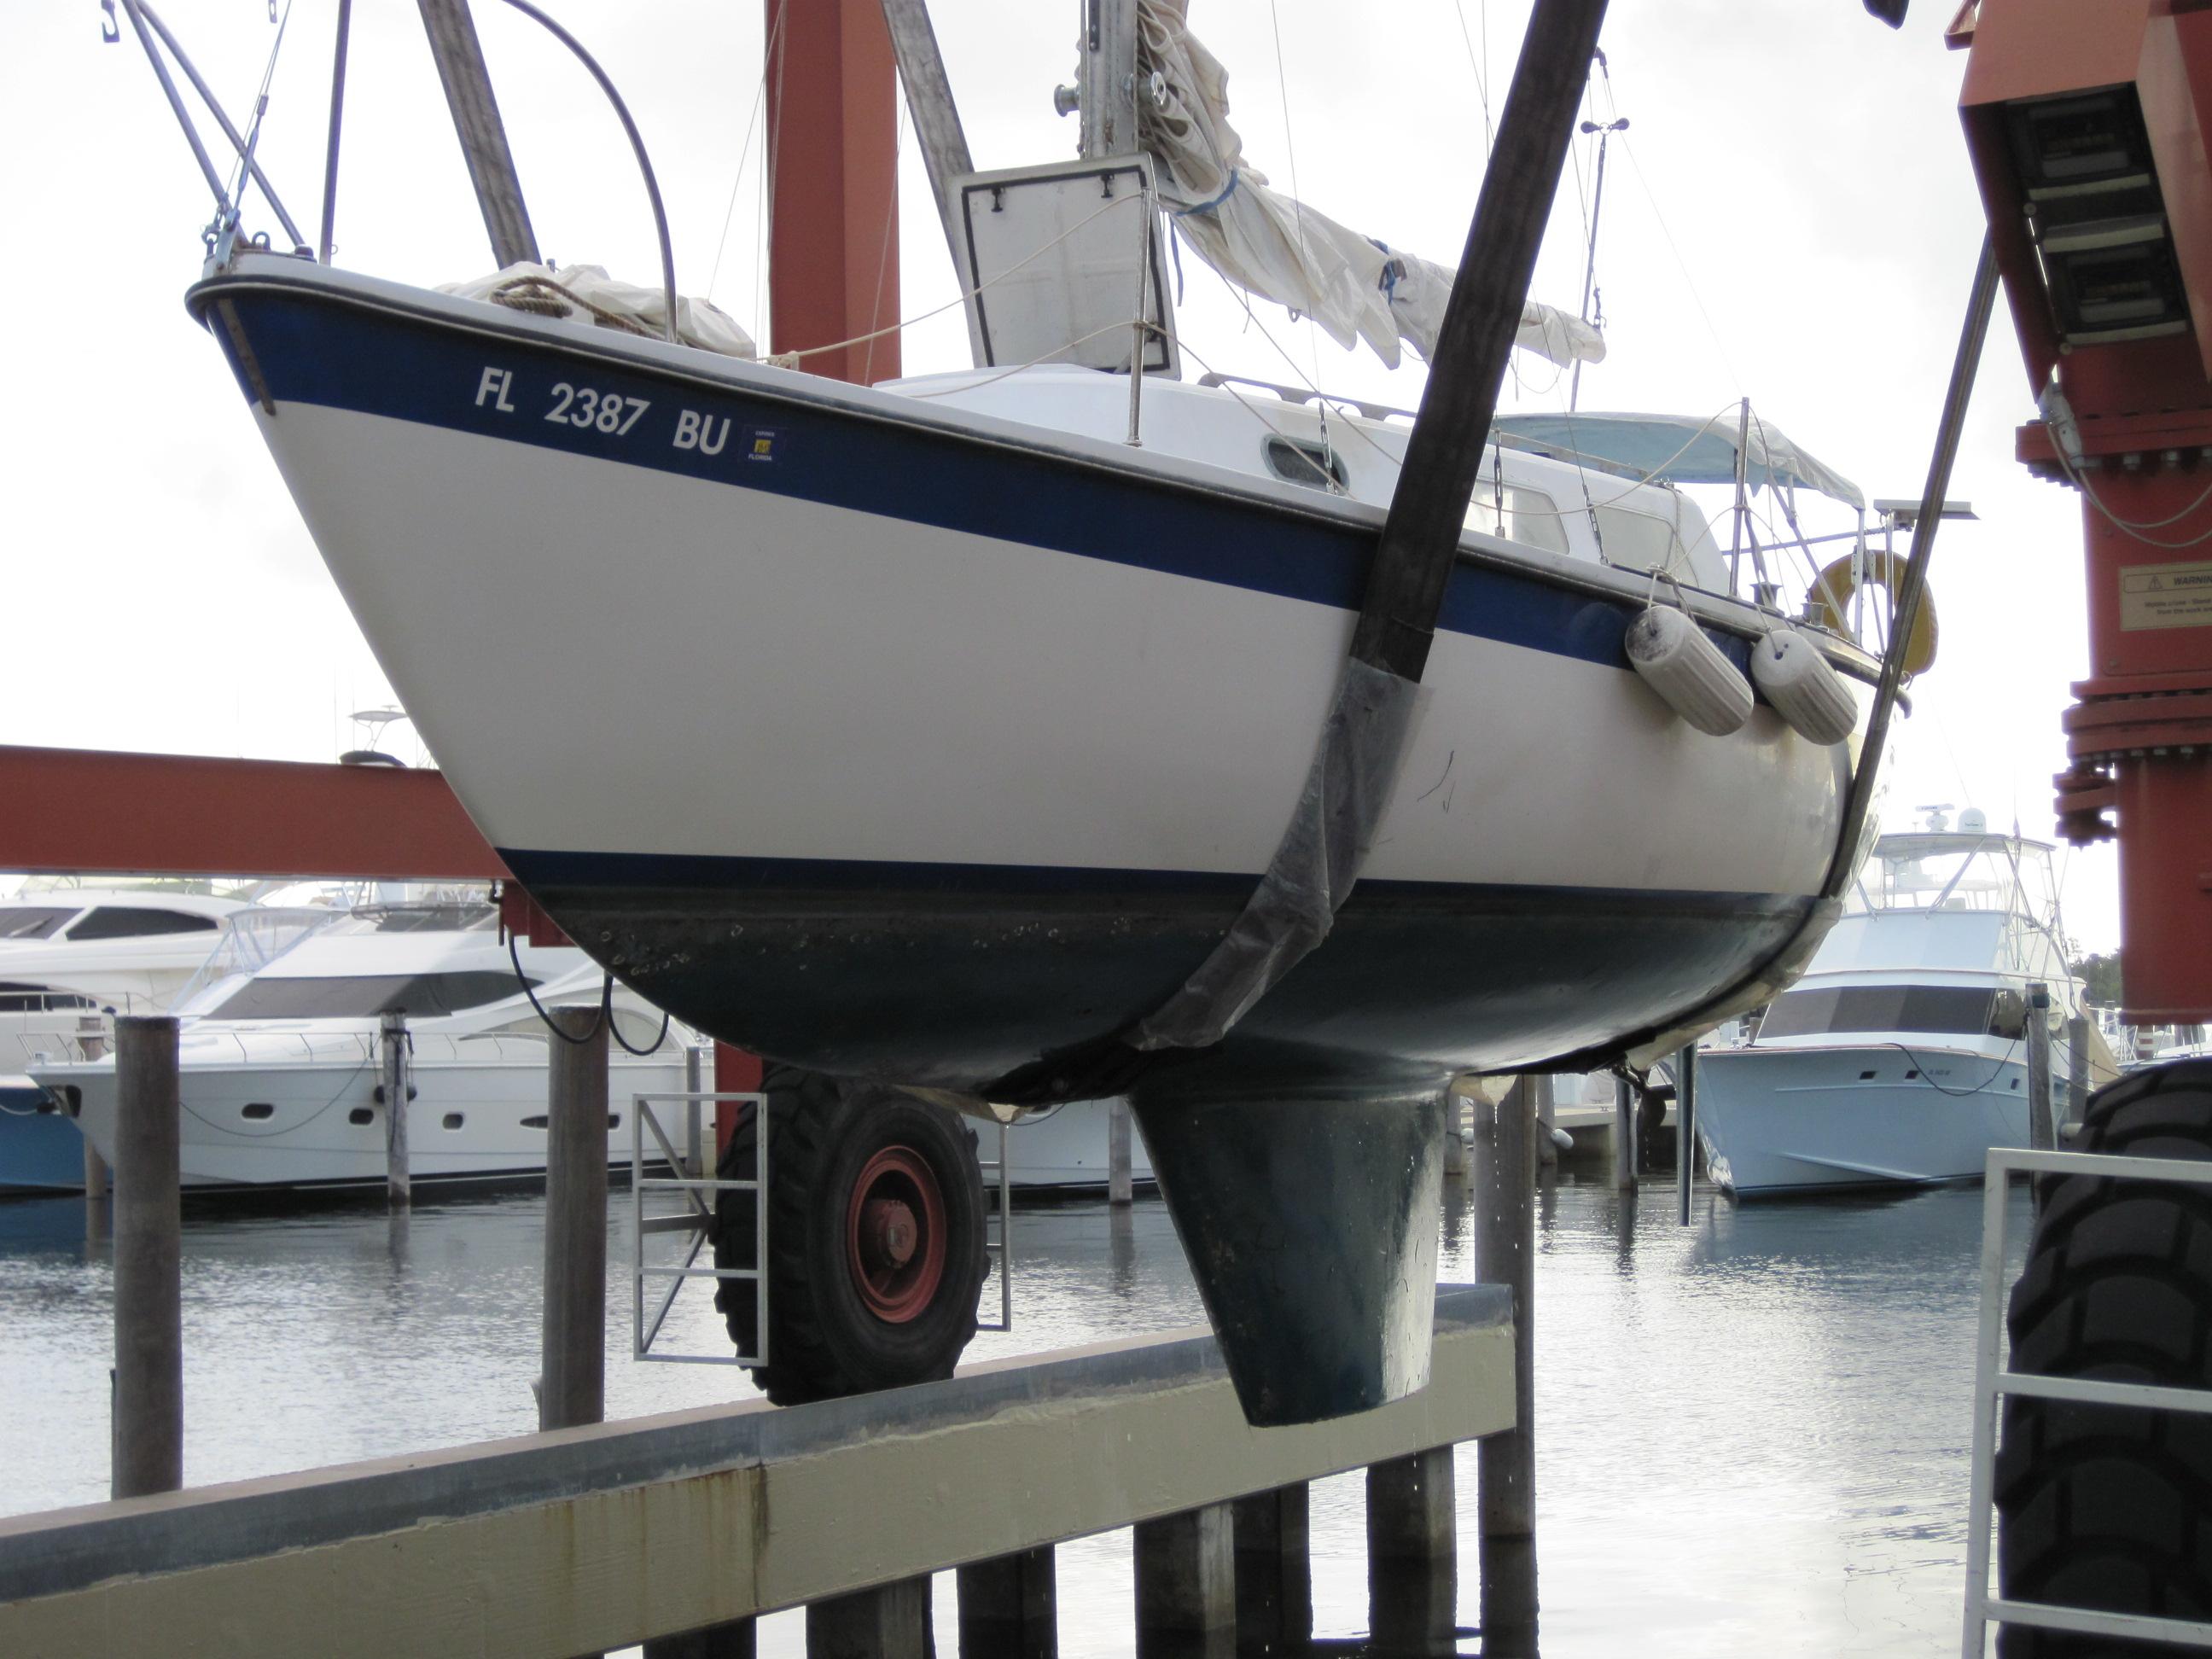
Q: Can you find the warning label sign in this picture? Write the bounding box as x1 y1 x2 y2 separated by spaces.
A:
2120 560 2212 632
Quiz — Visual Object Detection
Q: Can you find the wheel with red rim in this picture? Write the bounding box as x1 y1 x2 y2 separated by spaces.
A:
714 1067 987 1405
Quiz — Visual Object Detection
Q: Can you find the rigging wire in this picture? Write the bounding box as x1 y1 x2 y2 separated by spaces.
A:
1447 0 1495 154
1265 0 1336 480
705 0 783 304
1615 135 1744 395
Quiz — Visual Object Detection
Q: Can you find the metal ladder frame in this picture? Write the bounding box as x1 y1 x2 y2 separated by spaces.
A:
979 1121 1013 1333
1962 1144 2212 1653
630 1088 769 1367
629 1091 1017 1365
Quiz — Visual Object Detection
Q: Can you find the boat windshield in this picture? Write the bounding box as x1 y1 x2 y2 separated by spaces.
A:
1845 834 2057 923
209 970 533 1021
1758 982 2029 1041
0 907 78 941
323 904 499 935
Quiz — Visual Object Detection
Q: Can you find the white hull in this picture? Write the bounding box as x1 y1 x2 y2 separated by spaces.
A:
1697 1044 2031 1196
1001 1100 1154 1190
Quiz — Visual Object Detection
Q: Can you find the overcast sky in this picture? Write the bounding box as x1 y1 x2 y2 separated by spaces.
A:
1 0 2120 947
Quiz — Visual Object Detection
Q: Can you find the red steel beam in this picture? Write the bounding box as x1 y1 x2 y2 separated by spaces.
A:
765 0 901 385
0 746 509 882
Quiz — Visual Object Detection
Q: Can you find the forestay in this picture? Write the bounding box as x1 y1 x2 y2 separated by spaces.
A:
1133 0 1602 371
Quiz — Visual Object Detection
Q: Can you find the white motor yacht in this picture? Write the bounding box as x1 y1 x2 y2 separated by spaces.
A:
38 900 691 1192
1696 810 2117 1197
0 886 255 1192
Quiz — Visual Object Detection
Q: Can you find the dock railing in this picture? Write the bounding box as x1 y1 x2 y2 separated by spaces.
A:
1962 1145 2212 1654
0 1286 1511 1657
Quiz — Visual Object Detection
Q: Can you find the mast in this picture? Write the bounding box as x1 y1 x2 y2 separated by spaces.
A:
876 0 975 281
1077 0 1139 158
416 0 539 268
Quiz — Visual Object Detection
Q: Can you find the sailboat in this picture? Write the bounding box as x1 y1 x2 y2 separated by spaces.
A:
124 0 1907 1421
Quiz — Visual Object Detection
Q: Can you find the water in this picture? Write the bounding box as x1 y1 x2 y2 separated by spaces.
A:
0 1171 2028 1655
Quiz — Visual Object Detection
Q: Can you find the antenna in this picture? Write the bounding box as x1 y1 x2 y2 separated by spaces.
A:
1569 100 1628 412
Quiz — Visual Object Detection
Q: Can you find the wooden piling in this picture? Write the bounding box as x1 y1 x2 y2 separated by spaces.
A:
1611 1074 1636 1190
1109 1098 1134 1206
1674 1045 1697 1226
2065 1012 2090 1134
540 1005 607 1433
1476 1078 1535 1542
958 1545 1057 1659
1367 1449 1458 1654
1135 1503 1235 1657
806 1578 932 1659
2026 984 2054 1152
642 1620 756 1659
379 1010 410 1208
112 1015 183 1501
1232 1484 1310 1657
78 1016 113 1229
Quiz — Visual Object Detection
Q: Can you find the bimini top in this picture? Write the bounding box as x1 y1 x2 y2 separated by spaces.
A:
1491 410 1866 511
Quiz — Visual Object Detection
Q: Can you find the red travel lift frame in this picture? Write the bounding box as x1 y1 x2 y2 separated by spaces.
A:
1957 0 2212 1023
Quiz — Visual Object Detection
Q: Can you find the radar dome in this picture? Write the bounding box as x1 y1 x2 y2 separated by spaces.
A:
1959 807 1988 835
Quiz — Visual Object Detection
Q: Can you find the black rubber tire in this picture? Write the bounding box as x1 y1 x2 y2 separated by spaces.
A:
1995 1059 2212 1656
712 1065 987 1405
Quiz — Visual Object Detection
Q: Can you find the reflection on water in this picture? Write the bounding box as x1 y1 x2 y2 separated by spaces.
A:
0 1170 2024 1656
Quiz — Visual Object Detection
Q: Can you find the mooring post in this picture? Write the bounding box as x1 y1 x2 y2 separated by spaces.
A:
1441 1086 1469 1182
958 1545 1057 1658
379 1010 411 1208
1674 1045 1697 1226
806 1579 932 1659
2026 984 2055 1152
684 1044 705 1179
79 1016 113 1231
541 1005 607 1433
2065 1012 2091 1134
1136 1503 1236 1657
1611 1074 1637 1190
113 1015 183 1501
1476 1078 1535 1542
1367 1450 1458 1654
1109 1097 1134 1206
1232 1483 1311 1656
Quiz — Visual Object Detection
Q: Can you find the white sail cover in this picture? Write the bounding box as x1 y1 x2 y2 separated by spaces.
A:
439 263 757 359
1133 0 1602 371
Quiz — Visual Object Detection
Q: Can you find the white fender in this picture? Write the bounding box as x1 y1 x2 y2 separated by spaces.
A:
1751 628 1857 747
1624 605 1753 736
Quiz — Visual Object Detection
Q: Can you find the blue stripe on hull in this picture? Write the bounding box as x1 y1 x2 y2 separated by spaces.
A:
197 282 1759 678
0 1087 85 1195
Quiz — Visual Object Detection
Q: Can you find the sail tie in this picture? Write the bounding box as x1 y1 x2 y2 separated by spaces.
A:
1170 166 1240 218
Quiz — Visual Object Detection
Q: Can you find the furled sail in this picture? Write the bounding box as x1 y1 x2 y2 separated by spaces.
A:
1133 0 1603 371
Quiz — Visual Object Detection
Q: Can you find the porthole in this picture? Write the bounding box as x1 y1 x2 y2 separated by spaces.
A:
521 1115 549 1130
349 1107 375 1126
442 1113 464 1131
242 1103 274 1121
1262 435 1347 492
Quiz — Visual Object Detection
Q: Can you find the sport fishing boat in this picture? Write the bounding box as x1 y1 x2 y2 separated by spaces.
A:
1696 810 2117 1197
120 0 1918 1420
36 899 692 1192
0 886 250 1193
